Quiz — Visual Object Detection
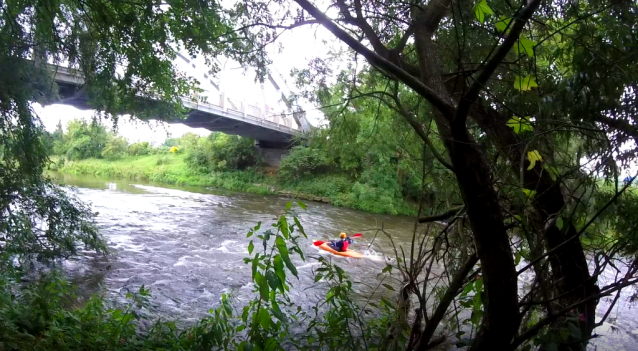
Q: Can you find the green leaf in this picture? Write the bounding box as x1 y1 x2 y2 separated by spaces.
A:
275 236 298 278
314 273 323 282
265 270 281 291
326 289 335 301
556 216 564 230
474 0 494 23
527 150 543 170
522 188 537 198
494 16 512 33
293 217 306 239
514 75 538 91
382 283 396 291
381 296 396 309
278 216 290 239
515 251 522 265
474 277 483 292
241 306 250 323
382 264 393 273
248 240 254 255
263 229 272 242
270 303 288 323
240 341 254 351
255 271 270 301
258 308 271 329
543 164 560 181
285 201 292 211
506 116 534 134
264 338 278 351
296 201 306 210
473 292 483 311
470 310 483 325
273 255 286 292
514 35 536 57
251 256 259 278
462 282 473 295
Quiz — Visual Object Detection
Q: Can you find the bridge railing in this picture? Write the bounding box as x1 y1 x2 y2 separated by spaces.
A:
51 64 301 134
217 94 298 131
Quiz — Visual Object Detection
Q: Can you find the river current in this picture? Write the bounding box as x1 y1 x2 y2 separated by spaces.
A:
51 172 638 350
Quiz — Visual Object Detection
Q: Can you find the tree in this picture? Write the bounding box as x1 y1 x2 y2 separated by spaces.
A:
63 119 109 160
232 0 638 349
102 135 129 159
0 0 254 267
184 132 261 171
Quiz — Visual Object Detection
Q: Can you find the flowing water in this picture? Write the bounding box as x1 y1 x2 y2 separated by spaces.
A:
50 172 638 350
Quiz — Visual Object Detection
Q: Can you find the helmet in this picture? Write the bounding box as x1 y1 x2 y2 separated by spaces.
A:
340 232 347 239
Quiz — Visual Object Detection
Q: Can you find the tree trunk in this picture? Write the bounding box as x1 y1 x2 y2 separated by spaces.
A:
412 15 521 349
471 104 597 338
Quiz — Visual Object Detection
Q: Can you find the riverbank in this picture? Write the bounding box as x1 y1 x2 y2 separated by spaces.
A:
50 154 419 216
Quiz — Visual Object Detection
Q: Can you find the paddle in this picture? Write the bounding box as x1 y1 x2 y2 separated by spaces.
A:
313 233 362 246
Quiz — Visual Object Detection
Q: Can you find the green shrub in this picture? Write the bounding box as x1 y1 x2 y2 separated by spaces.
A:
63 120 109 160
101 136 128 160
184 132 260 172
127 142 151 156
278 146 332 182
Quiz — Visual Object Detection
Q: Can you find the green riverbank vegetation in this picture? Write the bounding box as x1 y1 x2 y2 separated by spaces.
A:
45 118 424 215
3 0 638 351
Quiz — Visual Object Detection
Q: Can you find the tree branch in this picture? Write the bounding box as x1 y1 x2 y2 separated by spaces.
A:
335 0 390 57
453 0 543 129
294 0 455 116
391 83 455 171
421 0 456 34
596 114 638 143
392 24 414 54
415 253 479 350
509 275 638 350
517 175 636 276
418 205 463 223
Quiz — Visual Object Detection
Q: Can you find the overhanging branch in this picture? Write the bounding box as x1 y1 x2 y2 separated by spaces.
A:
293 0 455 116
453 0 543 129
418 205 463 223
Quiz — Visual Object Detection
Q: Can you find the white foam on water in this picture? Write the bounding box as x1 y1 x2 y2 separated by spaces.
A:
173 255 192 267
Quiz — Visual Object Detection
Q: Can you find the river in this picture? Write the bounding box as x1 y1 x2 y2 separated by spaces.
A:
51 172 638 350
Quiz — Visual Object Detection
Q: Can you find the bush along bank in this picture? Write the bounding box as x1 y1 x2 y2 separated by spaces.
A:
45 119 421 216
52 154 418 215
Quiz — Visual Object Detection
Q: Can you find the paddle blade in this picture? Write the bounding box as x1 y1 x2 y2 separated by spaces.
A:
353 233 363 238
313 240 326 246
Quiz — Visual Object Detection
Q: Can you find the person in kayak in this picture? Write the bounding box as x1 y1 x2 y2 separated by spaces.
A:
329 232 354 252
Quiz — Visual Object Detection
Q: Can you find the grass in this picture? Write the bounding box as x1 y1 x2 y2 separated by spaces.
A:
53 154 272 194
51 154 419 216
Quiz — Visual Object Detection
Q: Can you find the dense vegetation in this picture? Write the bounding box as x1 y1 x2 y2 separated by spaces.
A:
48 119 422 215
2 0 638 350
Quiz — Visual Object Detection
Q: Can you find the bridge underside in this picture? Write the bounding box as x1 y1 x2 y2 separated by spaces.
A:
55 82 298 149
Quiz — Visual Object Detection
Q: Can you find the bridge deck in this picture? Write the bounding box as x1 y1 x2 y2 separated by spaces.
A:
50 65 303 145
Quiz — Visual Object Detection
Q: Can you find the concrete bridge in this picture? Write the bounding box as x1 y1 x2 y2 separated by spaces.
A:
47 56 311 149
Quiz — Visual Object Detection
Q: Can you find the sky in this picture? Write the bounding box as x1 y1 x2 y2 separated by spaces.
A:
36 21 341 145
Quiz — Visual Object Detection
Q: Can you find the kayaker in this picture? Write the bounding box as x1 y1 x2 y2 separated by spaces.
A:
329 232 354 252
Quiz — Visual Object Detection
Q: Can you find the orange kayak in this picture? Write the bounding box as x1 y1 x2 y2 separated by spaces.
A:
315 241 365 258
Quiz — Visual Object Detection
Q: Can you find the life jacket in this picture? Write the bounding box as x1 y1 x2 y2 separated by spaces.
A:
329 237 353 252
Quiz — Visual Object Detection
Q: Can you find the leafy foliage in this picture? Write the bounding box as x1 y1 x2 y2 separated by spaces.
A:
184 132 261 171
278 146 332 182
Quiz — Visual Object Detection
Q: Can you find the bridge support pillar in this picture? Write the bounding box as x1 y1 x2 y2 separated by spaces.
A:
255 140 295 167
